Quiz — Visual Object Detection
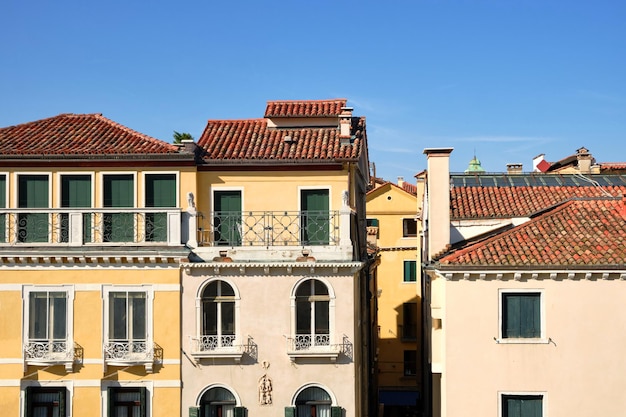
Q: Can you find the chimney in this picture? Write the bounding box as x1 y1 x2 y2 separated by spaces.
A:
424 148 453 261
339 106 353 145
397 176 405 187
506 163 523 174
576 147 593 174
532 154 545 172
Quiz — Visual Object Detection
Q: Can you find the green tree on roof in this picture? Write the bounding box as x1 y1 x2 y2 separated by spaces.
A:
173 131 194 144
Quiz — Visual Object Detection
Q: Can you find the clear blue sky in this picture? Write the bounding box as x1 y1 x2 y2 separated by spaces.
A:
2 0 624 181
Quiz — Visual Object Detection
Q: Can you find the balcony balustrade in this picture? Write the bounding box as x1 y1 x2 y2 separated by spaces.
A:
0 209 181 246
286 334 353 362
189 335 256 362
197 210 342 247
103 340 159 372
24 339 74 371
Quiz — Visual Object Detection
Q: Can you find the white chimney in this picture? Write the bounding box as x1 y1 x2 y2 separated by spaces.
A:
339 106 353 145
397 176 405 187
424 147 453 261
532 153 545 172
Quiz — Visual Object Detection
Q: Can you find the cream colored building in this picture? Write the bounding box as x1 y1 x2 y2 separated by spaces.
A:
0 114 194 417
422 148 626 417
366 178 423 416
180 99 375 417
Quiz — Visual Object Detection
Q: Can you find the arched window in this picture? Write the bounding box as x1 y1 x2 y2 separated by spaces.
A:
295 386 332 417
295 279 330 349
201 281 235 350
200 387 236 417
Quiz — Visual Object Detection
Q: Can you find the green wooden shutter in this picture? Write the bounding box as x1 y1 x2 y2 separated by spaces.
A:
58 388 67 417
139 387 147 417
404 260 417 282
107 387 113 417
145 174 175 242
331 406 343 417
61 175 92 243
284 406 296 417
0 175 5 243
103 175 134 242
145 174 176 208
301 189 330 245
503 294 540 338
233 406 245 417
189 406 200 417
18 175 49 242
214 191 242 246
24 386 33 417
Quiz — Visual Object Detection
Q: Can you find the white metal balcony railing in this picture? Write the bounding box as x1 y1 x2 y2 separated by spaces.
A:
286 334 353 362
189 335 257 362
103 340 152 362
197 210 341 247
24 339 74 368
0 209 181 246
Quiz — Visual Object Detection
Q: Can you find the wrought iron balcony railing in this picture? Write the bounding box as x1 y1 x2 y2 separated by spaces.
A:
286 334 353 362
104 340 152 362
0 209 181 246
189 335 257 362
197 210 340 247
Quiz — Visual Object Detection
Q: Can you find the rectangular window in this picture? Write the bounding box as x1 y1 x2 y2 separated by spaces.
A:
29 292 67 342
301 189 330 245
502 292 541 339
108 387 147 417
60 174 92 243
103 174 134 242
0 174 6 243
402 302 417 340
403 350 417 376
109 292 147 343
25 386 66 417
502 394 543 417
403 260 417 282
402 218 417 238
145 173 176 242
18 174 49 242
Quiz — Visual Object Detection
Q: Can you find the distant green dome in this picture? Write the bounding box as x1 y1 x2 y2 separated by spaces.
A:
465 155 486 173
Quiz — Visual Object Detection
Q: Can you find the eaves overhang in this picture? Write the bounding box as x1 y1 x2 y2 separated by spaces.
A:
181 261 364 275
424 264 626 282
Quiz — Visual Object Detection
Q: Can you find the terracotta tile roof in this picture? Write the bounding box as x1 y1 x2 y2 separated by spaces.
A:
451 185 626 219
440 198 626 266
264 99 348 118
0 113 178 156
402 182 417 195
600 163 626 171
197 117 365 163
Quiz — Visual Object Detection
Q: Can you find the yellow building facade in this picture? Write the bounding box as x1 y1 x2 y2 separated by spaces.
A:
0 114 195 417
366 179 423 416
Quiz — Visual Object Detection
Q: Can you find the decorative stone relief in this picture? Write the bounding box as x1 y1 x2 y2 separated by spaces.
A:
258 374 273 405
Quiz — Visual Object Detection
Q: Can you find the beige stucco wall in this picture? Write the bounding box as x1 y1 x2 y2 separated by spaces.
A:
181 266 360 417
438 276 626 416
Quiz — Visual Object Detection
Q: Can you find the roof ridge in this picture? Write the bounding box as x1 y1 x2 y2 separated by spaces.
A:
266 98 347 104
90 114 177 152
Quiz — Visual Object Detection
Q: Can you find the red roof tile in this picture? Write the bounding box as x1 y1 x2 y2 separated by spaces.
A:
440 198 626 266
0 113 178 156
197 117 365 163
264 99 348 118
600 163 626 171
451 185 626 219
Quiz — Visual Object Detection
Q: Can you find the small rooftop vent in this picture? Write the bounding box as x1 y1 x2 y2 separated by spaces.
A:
284 135 294 143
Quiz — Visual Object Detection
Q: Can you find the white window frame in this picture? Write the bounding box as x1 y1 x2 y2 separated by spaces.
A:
290 277 336 347
21 380 74 417
210 186 244 246
194 278 241 353
402 259 417 283
402 217 418 239
498 391 546 417
14 172 53 244
55 171 95 208
102 381 152 417
141 171 179 208
99 172 137 207
0 171 8 243
497 288 547 344
102 285 154 370
22 285 75 370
